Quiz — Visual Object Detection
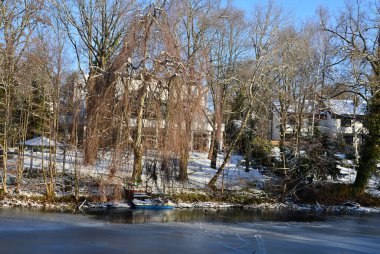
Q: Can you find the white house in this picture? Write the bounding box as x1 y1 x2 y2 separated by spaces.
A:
270 99 367 147
319 99 366 146
62 77 221 152
270 100 318 142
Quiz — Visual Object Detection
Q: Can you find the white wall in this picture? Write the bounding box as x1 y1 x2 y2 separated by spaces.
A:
319 113 364 137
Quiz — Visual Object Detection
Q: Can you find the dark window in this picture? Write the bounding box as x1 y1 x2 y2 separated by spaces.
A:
193 132 209 151
285 134 295 141
341 118 351 127
287 116 297 126
343 135 353 145
320 113 327 120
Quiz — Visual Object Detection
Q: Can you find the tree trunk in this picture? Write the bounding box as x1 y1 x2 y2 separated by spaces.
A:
279 103 288 202
208 108 251 189
83 78 100 165
178 118 191 182
179 151 189 181
16 106 29 193
210 139 218 169
208 132 214 160
210 87 222 168
211 121 222 169
132 89 147 183
1 90 10 194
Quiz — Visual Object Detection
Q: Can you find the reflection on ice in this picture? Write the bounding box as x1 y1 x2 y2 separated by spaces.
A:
85 207 327 224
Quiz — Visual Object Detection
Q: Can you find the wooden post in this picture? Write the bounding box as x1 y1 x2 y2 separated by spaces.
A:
29 148 34 176
62 148 67 176
221 170 224 195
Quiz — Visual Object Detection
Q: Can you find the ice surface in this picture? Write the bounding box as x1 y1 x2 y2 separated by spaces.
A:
0 209 379 254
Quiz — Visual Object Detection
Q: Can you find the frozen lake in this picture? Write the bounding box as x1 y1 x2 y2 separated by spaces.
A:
0 208 379 254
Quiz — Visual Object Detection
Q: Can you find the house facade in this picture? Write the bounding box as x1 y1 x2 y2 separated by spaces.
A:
270 100 318 143
270 99 367 147
319 99 366 146
62 77 221 152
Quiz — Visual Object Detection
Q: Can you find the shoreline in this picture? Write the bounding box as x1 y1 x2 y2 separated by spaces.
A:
1 194 380 216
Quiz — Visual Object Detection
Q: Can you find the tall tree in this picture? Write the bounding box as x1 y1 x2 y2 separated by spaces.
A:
321 0 380 191
208 1 284 189
53 0 135 165
206 6 248 169
0 0 44 193
130 2 167 183
165 0 221 181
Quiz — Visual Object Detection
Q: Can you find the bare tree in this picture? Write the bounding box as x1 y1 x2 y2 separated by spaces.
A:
168 0 223 181
130 3 166 183
208 1 284 189
206 6 248 169
53 0 135 165
0 0 43 193
320 0 380 191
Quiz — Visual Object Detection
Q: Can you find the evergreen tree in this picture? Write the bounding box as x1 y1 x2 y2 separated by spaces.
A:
29 80 50 138
355 87 380 190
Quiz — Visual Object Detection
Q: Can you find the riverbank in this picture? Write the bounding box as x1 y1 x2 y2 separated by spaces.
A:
1 192 380 217
2 151 379 214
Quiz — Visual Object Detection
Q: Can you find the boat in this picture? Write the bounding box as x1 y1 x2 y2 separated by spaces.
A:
124 184 174 209
131 193 174 209
129 193 174 209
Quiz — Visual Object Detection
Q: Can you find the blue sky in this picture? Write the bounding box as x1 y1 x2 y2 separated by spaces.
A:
231 0 346 20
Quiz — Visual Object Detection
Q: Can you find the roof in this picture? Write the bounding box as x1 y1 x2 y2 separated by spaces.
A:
24 136 65 147
273 100 318 114
323 99 366 116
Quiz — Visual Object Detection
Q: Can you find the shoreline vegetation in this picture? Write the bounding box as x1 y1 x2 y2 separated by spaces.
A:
1 151 380 213
1 186 380 215
1 195 380 217
1 149 379 214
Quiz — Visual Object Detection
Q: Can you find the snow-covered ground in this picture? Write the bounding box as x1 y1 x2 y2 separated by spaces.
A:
186 152 266 190
335 164 357 184
366 174 380 198
5 149 267 196
2 148 379 210
333 158 380 197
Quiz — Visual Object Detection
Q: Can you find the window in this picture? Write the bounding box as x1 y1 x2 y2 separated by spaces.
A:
343 135 353 145
287 116 297 126
193 132 209 152
320 113 327 120
341 118 351 127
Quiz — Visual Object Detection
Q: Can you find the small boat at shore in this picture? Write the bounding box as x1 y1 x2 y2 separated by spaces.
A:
124 185 174 209
131 195 174 209
130 193 174 209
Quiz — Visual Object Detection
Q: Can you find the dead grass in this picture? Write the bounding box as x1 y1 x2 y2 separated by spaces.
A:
297 183 380 206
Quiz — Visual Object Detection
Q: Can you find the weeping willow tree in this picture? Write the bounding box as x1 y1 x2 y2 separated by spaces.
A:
53 0 135 165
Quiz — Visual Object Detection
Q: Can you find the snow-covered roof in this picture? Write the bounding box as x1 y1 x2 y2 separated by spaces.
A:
323 99 366 116
24 136 65 147
272 100 318 114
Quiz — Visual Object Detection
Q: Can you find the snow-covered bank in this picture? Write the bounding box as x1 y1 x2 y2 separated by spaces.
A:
366 174 380 198
3 150 267 194
0 195 75 211
2 195 380 218
1 150 380 214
